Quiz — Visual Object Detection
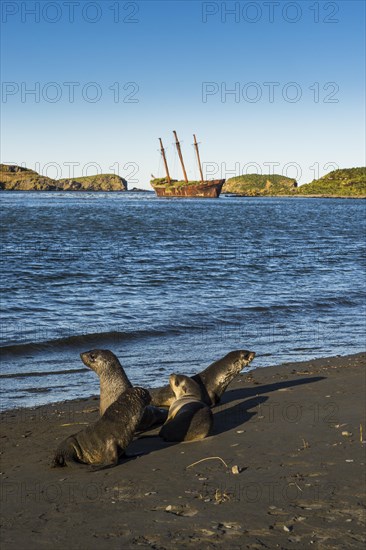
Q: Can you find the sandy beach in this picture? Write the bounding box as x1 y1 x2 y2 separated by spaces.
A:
1 352 365 549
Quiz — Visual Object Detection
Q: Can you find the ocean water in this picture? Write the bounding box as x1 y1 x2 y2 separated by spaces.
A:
1 192 365 410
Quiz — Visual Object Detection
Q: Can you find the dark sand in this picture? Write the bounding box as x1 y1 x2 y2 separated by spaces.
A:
1 353 365 549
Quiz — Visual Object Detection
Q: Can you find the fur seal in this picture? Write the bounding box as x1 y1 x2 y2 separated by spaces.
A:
150 349 256 408
159 374 213 442
52 387 150 467
80 349 168 430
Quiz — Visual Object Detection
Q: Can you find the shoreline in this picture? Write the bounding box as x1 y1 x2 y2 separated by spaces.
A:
223 194 366 199
1 190 365 198
0 351 364 412
1 351 365 414
1 352 365 549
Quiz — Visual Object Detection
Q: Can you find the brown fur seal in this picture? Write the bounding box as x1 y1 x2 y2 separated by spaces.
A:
159 374 213 442
80 349 168 430
150 349 256 408
52 387 150 467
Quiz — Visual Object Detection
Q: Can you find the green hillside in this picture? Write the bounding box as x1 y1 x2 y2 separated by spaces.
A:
297 167 366 197
223 168 366 197
223 174 297 196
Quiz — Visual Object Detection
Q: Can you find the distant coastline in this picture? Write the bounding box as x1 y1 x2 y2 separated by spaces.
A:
1 164 365 198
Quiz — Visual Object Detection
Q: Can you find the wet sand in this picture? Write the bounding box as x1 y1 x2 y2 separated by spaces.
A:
0 352 365 549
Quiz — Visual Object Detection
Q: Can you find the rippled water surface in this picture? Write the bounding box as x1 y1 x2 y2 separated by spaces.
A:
1 192 365 409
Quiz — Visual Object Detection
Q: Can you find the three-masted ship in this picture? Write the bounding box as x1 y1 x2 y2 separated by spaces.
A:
150 131 225 198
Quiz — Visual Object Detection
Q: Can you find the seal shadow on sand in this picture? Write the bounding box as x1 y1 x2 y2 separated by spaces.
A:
212 375 325 435
125 375 325 460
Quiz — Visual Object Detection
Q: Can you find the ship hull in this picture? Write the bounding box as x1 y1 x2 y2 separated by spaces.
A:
151 180 225 198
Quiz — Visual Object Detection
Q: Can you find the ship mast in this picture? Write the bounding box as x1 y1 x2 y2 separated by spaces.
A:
173 130 188 183
159 138 171 183
193 134 204 183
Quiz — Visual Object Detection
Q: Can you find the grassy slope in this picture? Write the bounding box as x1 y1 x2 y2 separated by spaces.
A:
296 167 366 196
223 168 366 197
223 174 297 196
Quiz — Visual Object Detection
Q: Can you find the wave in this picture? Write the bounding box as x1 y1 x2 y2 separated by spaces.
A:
244 297 359 312
0 368 88 380
1 294 361 356
0 326 191 356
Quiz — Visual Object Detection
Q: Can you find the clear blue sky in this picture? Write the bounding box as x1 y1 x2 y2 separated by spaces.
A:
1 0 365 188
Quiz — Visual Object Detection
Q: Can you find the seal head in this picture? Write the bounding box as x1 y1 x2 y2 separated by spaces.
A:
194 349 256 405
159 374 213 442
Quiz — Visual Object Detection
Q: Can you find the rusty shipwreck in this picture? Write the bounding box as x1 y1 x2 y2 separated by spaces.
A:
150 131 225 198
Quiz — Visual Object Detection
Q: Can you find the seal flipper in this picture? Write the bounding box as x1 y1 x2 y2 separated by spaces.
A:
52 449 89 467
51 437 81 467
84 441 120 471
87 450 146 472
52 452 67 468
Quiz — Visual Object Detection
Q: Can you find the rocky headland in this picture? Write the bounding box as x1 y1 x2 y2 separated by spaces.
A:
0 164 60 191
0 164 127 192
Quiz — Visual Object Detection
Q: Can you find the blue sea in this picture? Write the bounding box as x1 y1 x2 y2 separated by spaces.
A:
1 192 365 410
